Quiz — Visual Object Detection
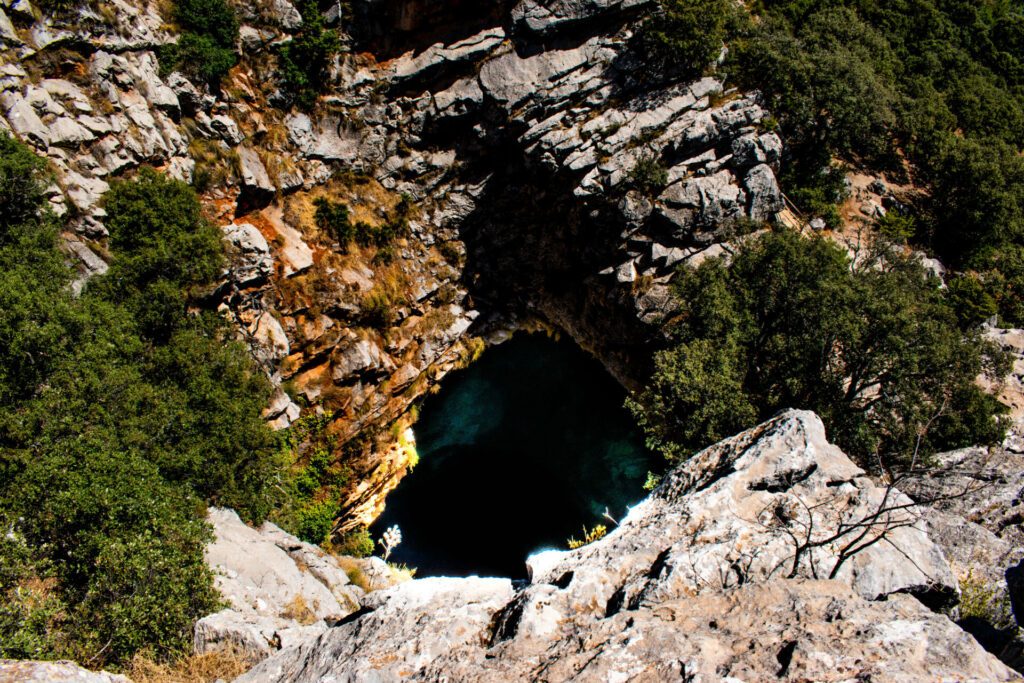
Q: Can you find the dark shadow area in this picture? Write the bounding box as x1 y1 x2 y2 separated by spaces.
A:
370 334 660 578
348 0 516 60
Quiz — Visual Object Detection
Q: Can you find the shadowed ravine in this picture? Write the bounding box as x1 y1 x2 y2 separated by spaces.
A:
370 334 660 578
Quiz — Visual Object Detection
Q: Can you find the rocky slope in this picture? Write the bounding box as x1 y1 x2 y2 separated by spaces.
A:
237 410 1020 682
0 0 785 527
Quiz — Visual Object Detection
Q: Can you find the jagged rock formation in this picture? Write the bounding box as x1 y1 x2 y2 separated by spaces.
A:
194 508 399 661
238 410 1020 682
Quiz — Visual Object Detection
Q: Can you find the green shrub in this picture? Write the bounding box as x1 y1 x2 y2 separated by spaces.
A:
159 0 239 85
875 212 916 244
0 134 50 230
102 167 223 292
946 275 997 329
159 34 237 85
293 500 337 545
174 0 238 48
627 153 669 196
642 0 731 79
0 137 278 667
277 3 341 109
628 230 1009 471
314 197 354 247
333 528 374 558
724 0 1024 313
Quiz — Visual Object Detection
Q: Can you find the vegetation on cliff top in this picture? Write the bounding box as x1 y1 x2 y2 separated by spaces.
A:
628 230 1010 469
648 0 1024 326
0 136 278 668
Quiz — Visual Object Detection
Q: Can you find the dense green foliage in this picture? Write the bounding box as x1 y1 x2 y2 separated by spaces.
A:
642 0 732 78
269 414 355 545
719 0 1024 323
277 2 341 109
628 230 1009 469
0 137 278 667
159 0 239 85
645 0 1024 324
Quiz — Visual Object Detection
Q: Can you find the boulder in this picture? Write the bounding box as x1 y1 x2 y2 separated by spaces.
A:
237 146 276 200
223 222 273 286
269 0 302 30
165 72 207 115
0 661 130 682
3 94 49 147
0 10 19 44
197 111 244 145
391 28 505 85
744 162 783 221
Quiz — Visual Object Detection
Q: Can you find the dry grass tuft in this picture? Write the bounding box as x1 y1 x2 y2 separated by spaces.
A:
127 648 255 683
280 594 318 625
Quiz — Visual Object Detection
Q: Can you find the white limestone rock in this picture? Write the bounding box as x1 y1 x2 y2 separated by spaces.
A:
195 508 362 660
237 412 1014 683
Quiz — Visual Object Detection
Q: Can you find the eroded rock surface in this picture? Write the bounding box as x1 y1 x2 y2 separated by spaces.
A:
194 508 366 660
0 660 130 683
238 411 1018 682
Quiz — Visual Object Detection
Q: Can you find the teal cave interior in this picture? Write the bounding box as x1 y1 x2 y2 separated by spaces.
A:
370 333 661 579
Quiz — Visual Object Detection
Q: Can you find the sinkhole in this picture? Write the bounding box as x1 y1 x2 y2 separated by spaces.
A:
370 333 660 579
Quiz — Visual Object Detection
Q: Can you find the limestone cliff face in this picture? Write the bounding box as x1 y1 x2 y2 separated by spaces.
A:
0 0 784 529
236 411 1020 682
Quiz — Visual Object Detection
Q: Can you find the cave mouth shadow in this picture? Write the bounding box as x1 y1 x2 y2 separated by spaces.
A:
348 0 517 60
368 333 661 579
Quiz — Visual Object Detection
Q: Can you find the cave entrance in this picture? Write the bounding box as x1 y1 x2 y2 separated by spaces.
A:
370 333 660 579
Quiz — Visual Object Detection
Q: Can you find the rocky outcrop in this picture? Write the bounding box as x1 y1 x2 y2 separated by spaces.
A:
195 508 366 660
238 411 1019 682
0 660 130 682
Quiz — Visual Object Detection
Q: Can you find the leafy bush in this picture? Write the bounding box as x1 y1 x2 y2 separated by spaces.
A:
277 3 341 109
332 528 375 558
946 275 997 329
875 212 916 244
174 0 239 47
0 134 50 229
720 0 1024 323
159 0 239 85
642 0 731 79
270 414 357 545
159 34 238 86
628 230 1009 471
292 500 338 545
628 153 669 196
314 197 354 246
